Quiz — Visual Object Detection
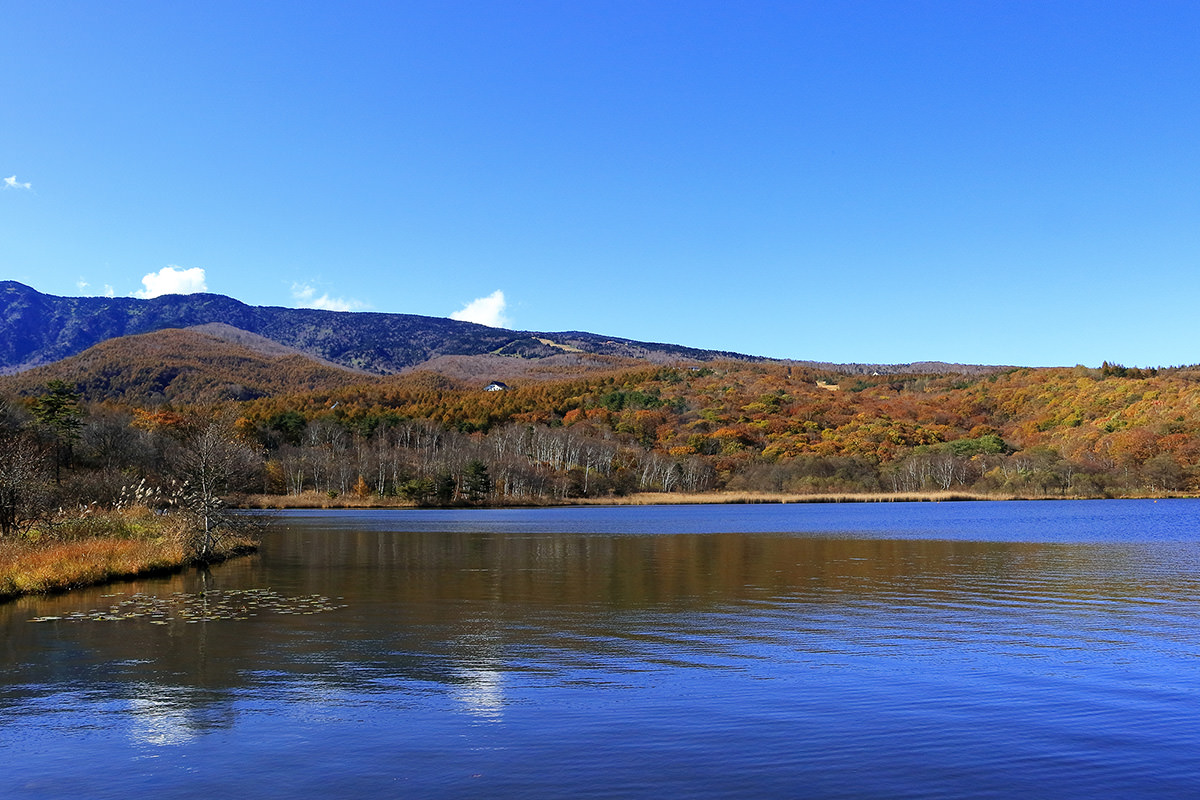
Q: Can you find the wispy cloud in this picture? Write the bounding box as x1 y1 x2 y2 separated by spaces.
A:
4 175 32 190
78 279 116 298
450 290 511 328
134 266 208 298
291 282 366 312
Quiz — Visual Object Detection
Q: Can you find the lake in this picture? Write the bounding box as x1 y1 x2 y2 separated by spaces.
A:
3 500 1200 798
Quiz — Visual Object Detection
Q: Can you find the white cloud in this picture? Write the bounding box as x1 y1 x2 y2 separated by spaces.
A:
450 290 511 328
291 282 366 312
134 266 208 298
4 175 32 190
77 279 116 297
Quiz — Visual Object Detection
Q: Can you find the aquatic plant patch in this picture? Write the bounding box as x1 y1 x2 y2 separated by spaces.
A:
28 588 346 623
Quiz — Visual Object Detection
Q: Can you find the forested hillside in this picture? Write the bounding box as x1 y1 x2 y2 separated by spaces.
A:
3 355 1198 520
220 360 1198 499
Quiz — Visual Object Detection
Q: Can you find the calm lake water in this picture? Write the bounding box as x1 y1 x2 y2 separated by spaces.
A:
4 500 1200 799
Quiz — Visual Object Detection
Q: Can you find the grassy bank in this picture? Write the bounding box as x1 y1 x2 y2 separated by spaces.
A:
241 489 1199 510
0 507 258 603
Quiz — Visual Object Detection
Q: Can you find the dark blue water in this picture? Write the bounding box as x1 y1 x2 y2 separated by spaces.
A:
3 500 1200 798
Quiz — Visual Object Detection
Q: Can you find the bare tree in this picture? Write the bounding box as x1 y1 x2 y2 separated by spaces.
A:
170 422 262 561
0 430 51 537
80 410 145 470
930 453 968 491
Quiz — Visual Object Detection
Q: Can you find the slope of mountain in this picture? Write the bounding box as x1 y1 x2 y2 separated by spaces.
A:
1 327 366 403
185 322 371 372
0 281 753 375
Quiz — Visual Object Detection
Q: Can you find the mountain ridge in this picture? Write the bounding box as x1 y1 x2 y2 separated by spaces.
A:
0 281 756 375
0 281 1014 380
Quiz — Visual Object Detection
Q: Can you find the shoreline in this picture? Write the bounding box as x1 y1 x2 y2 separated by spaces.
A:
237 489 1194 510
8 491 1191 605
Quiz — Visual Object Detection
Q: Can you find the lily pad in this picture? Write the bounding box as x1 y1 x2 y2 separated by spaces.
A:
28 589 347 623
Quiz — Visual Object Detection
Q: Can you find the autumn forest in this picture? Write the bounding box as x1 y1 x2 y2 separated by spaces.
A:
5 350 1200 530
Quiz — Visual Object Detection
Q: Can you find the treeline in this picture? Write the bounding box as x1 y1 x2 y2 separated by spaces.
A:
262 416 717 502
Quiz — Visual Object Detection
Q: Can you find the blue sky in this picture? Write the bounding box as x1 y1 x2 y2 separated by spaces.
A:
3 1 1198 367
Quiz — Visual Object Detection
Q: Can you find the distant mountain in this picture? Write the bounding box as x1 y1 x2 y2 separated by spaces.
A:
0 281 755 375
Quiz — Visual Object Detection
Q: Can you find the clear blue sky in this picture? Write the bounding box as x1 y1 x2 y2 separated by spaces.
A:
3 1 1198 367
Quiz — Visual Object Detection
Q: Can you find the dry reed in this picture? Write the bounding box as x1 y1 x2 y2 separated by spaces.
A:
239 491 416 509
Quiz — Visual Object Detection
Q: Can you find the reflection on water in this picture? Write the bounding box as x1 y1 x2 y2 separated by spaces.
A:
452 666 505 720
3 501 1200 799
127 685 221 747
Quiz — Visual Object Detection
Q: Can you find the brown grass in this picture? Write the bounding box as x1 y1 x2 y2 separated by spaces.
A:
240 491 416 509
0 507 254 603
240 489 1026 510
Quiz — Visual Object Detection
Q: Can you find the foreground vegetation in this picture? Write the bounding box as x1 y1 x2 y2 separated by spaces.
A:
0 383 263 602
0 505 257 601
